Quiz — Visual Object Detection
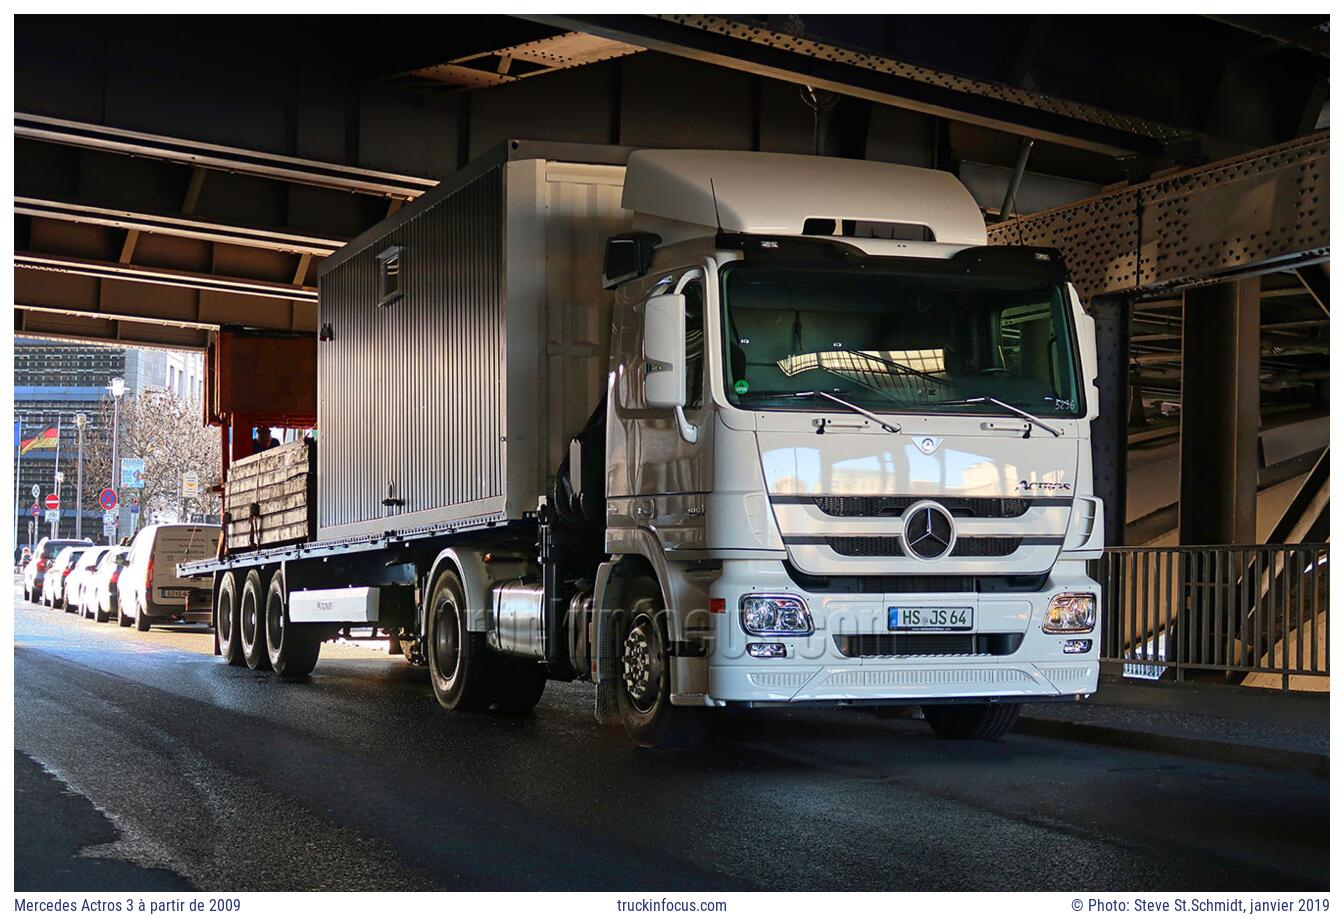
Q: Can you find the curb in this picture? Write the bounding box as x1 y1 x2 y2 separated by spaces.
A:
1014 716 1329 778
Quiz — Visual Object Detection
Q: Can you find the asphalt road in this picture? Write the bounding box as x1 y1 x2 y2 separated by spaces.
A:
13 582 1329 892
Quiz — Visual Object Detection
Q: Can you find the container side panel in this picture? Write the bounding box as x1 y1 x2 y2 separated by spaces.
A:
318 168 505 539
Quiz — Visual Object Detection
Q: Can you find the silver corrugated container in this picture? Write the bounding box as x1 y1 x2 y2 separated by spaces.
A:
317 143 630 541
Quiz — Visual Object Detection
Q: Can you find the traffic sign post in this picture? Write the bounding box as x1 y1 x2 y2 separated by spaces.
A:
120 458 146 490
99 488 118 511
44 509 60 524
29 504 39 519
44 493 60 511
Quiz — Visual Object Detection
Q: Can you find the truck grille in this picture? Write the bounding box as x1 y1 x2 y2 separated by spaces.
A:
809 496 1035 518
825 536 1024 557
834 633 1025 657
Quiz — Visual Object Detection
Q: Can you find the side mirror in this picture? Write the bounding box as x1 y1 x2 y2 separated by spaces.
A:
1070 286 1101 422
643 293 686 409
643 292 700 444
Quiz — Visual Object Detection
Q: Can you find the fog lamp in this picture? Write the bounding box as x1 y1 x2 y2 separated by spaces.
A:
1043 593 1096 633
740 594 814 636
747 642 787 658
1062 638 1093 654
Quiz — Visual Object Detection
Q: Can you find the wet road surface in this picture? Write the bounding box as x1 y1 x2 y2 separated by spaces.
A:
12 584 1329 891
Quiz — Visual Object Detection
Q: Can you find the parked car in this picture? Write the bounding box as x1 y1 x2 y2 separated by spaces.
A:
82 547 131 624
66 546 113 617
42 546 91 609
119 524 222 631
21 537 92 602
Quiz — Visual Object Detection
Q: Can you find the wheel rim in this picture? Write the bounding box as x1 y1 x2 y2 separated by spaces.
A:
241 590 258 647
433 596 460 684
219 595 233 641
266 594 284 654
622 611 663 714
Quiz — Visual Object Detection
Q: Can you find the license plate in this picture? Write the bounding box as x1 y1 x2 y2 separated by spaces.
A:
159 588 190 599
888 606 973 631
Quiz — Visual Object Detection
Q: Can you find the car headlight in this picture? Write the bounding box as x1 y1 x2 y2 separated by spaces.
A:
1043 592 1097 633
740 594 814 636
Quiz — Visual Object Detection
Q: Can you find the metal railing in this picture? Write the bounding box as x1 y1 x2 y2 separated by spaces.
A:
1091 544 1329 689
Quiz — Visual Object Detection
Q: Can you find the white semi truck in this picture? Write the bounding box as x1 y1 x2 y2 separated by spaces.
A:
182 141 1104 748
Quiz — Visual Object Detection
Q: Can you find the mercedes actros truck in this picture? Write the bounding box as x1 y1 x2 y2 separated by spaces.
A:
182 141 1104 748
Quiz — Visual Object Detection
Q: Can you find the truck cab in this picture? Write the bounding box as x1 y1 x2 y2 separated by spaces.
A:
590 150 1103 744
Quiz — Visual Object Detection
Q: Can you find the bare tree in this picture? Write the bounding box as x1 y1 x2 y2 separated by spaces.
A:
82 390 221 529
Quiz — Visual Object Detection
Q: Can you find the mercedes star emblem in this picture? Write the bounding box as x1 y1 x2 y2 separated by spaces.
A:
902 500 956 560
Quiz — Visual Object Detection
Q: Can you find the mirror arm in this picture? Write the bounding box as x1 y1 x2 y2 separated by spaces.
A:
674 406 699 444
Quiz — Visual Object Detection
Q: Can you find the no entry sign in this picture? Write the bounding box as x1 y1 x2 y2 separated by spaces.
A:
99 488 118 511
44 493 60 511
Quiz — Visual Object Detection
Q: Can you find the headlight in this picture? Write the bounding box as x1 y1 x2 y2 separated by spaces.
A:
1043 593 1096 633
740 594 814 636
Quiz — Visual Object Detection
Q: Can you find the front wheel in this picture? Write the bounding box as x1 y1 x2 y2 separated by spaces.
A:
921 702 1022 741
614 574 708 749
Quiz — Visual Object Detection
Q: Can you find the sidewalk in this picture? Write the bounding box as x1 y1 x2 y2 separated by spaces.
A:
1016 676 1329 776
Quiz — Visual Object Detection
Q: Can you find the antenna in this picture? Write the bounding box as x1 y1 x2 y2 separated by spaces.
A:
709 177 724 233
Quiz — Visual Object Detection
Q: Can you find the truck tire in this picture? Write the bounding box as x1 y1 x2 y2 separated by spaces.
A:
239 569 273 671
426 569 494 712
492 659 547 715
921 702 1022 741
614 574 708 749
264 573 320 679
216 571 244 666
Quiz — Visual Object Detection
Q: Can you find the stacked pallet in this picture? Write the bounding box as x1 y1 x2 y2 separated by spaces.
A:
223 438 316 552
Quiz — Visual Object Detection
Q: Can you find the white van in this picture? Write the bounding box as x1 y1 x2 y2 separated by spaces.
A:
119 524 222 631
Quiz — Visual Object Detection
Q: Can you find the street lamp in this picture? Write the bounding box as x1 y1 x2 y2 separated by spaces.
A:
74 413 87 539
109 376 125 538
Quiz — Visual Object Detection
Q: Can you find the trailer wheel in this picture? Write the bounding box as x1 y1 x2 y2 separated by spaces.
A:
921 702 1022 741
614 574 708 749
265 574 320 679
492 660 547 715
216 571 244 666
426 569 494 712
239 569 273 672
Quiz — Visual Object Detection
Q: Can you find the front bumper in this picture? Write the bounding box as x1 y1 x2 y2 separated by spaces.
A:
697 559 1100 706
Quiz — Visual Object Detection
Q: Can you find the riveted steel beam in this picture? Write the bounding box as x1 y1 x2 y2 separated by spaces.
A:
990 133 1329 305
528 14 1184 157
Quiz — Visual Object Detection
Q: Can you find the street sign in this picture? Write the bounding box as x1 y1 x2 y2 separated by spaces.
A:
129 502 141 516
102 511 116 526
103 523 116 537
54 471 64 484
44 509 59 524
181 471 201 498
99 488 118 511
120 458 146 490
44 493 60 510
30 484 39 499
29 504 39 518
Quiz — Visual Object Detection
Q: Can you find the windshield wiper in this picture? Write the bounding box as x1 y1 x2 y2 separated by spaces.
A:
935 395 1062 438
794 391 902 434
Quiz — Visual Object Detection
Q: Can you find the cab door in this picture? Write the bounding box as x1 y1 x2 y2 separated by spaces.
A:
607 267 714 552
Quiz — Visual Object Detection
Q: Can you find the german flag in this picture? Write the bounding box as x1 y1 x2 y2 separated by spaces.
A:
19 426 59 456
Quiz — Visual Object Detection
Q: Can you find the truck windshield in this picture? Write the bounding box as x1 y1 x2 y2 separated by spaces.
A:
719 262 1083 418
